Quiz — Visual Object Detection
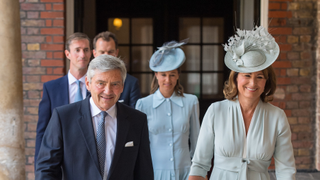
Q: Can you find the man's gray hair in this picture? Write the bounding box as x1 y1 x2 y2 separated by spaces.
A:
87 54 127 84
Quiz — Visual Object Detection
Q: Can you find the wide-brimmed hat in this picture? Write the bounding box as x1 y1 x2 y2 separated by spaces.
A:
223 26 280 73
149 40 187 72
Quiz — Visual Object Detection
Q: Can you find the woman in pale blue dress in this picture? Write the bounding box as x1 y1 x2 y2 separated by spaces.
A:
189 26 296 180
136 41 200 180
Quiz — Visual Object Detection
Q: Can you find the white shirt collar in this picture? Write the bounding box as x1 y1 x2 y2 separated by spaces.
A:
152 89 183 108
89 97 117 119
68 70 86 85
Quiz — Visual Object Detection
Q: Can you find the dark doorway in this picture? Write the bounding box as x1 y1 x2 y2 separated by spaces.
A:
95 0 236 120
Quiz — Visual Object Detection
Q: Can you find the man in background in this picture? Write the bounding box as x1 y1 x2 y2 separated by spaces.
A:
93 31 141 108
35 32 92 165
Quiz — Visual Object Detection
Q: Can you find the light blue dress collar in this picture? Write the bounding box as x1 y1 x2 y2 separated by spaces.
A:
153 89 183 108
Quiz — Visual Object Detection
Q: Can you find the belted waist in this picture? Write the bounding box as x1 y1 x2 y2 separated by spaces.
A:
214 154 271 180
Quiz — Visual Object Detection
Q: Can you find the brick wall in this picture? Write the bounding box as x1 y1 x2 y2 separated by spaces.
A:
269 0 317 170
20 0 65 179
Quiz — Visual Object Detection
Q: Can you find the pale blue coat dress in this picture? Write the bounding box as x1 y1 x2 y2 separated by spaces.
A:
189 99 296 180
136 89 200 180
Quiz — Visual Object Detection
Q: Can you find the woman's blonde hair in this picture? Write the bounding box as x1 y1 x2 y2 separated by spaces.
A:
150 68 184 96
223 66 277 102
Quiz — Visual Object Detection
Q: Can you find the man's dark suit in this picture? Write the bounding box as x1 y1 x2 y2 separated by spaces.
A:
36 75 69 164
35 74 141 165
35 97 154 180
119 74 141 108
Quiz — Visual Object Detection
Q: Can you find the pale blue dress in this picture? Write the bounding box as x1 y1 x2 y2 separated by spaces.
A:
189 99 296 180
136 89 200 180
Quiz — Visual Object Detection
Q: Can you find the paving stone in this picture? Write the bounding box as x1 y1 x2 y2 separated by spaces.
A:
269 172 320 180
296 173 314 180
310 173 320 179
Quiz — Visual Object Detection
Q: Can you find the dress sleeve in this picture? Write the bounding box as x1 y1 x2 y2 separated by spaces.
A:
135 99 143 112
273 111 296 180
189 103 215 178
189 96 200 159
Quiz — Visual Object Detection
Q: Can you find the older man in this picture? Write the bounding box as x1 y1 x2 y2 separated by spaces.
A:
35 55 154 180
93 31 141 108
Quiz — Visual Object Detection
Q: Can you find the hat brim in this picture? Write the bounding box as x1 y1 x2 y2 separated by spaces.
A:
149 48 186 72
224 43 280 73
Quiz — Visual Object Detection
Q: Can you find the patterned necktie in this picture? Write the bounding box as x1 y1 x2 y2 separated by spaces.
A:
74 80 83 102
96 111 107 176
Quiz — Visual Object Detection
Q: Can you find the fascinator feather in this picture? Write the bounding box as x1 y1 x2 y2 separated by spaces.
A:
223 26 279 73
149 39 187 72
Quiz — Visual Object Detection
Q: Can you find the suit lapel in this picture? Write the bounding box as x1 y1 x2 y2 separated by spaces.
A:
59 75 69 104
76 97 100 173
108 103 130 179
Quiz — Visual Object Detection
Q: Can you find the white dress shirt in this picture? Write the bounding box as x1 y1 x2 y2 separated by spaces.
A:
68 71 87 103
89 97 117 179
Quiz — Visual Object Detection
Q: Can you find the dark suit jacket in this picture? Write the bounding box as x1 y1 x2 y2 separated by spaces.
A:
35 73 140 165
35 75 90 165
119 74 141 108
35 97 154 180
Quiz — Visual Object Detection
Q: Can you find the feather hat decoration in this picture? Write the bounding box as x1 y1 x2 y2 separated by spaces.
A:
223 26 280 73
149 39 187 72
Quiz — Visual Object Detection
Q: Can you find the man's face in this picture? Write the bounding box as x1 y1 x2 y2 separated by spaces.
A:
65 39 91 71
86 69 124 111
93 38 119 57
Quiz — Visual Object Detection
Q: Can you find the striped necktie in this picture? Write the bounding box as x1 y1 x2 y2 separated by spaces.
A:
96 111 107 176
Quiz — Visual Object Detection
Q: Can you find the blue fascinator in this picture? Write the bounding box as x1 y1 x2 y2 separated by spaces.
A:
149 39 187 72
223 26 279 73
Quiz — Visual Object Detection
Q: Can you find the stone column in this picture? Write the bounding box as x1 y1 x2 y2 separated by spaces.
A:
0 0 25 179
